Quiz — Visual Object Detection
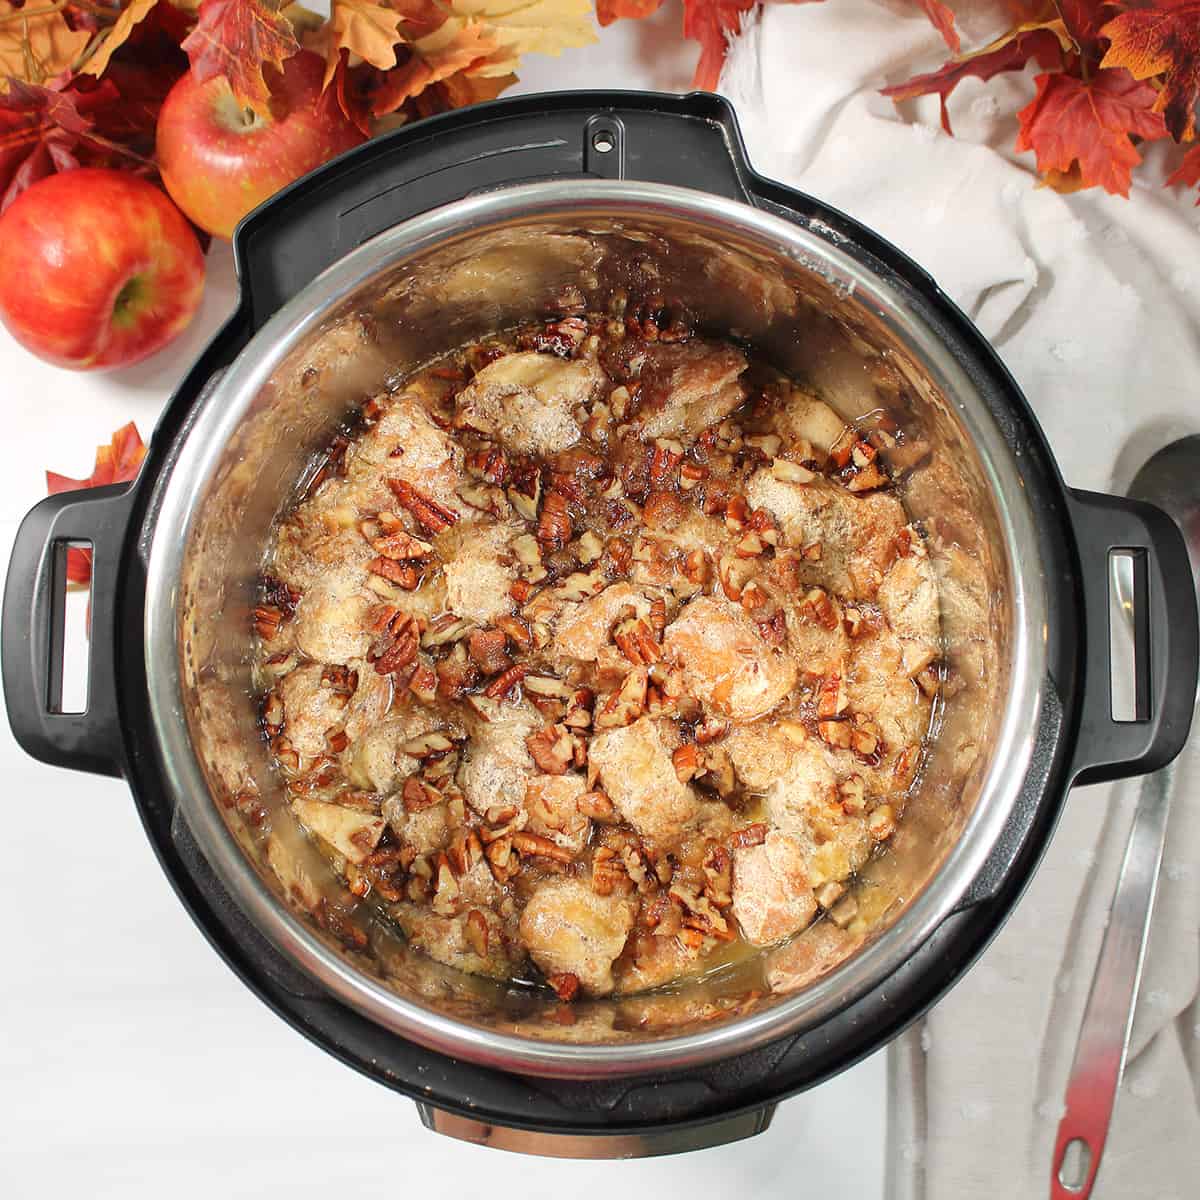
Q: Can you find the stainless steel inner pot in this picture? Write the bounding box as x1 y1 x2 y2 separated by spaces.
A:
144 180 1045 1078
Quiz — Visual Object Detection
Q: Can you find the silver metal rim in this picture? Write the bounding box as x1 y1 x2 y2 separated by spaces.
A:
143 179 1047 1078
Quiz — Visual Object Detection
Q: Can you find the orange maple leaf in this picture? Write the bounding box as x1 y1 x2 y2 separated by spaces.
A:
1166 141 1200 199
1016 66 1169 196
45 422 146 585
882 21 1068 133
1101 0 1200 142
596 0 665 25
369 22 498 116
917 0 960 53
181 0 300 109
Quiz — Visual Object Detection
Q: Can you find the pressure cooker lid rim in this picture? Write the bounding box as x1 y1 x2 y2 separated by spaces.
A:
141 179 1049 1076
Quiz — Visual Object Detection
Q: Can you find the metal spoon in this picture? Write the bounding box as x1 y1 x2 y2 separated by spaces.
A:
1050 436 1200 1199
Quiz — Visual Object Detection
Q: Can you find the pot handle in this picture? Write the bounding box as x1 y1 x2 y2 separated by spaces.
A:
232 91 754 330
2 482 133 777
1066 489 1198 786
413 1101 775 1158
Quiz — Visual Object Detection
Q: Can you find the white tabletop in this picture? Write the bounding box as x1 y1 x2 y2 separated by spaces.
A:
0 18 887 1197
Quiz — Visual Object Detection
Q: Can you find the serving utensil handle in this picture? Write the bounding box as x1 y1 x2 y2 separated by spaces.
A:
1 482 133 777
1049 765 1173 1199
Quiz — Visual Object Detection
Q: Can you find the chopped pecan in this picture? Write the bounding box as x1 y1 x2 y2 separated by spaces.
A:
594 665 649 730
799 587 838 630
466 445 509 485
845 458 889 493
851 721 881 759
868 803 896 841
421 614 475 648
843 606 864 637
613 612 661 665
371 530 433 561
525 724 576 775
724 494 751 533
464 909 491 958
261 574 301 618
729 823 768 849
672 743 701 783
253 604 285 641
401 731 456 758
405 656 437 701
326 729 349 754
649 438 684 490
758 608 787 646
816 673 847 719
839 775 867 815
548 972 581 1002
512 831 573 864
261 690 284 736
818 719 853 750
702 841 733 907
694 716 731 745
718 553 756 603
402 775 442 812
468 628 513 676
591 846 629 896
493 614 532 649
507 469 542 522
679 461 707 491
371 614 420 675
483 663 528 699
368 557 422 589
387 478 459 533
577 791 616 821
770 458 816 484
536 489 574 550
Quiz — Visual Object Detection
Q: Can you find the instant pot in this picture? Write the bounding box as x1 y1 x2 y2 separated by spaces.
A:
5 92 1197 1157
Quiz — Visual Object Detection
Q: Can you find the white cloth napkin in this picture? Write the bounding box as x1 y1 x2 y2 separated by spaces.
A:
721 5 1200 1196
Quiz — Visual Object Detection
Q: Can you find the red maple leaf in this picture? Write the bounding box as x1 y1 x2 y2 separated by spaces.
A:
0 78 134 213
1015 66 1169 195
1055 0 1115 57
682 0 757 91
182 0 300 109
1166 141 1200 199
1100 0 1200 142
597 0 666 24
46 423 147 585
917 0 961 53
882 23 1066 132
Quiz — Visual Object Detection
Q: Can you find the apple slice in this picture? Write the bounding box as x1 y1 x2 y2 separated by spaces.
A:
290 798 384 865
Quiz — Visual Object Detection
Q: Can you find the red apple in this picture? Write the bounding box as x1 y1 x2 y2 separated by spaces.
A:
0 169 206 371
157 50 366 240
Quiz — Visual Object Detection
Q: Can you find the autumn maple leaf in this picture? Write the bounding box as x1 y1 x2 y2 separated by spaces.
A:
0 0 91 86
1016 66 1169 195
182 0 300 108
596 0 664 24
0 77 128 211
46 422 146 585
322 0 405 88
1166 141 1200 200
882 21 1068 133
1100 0 1200 142
368 20 497 115
82 0 162 79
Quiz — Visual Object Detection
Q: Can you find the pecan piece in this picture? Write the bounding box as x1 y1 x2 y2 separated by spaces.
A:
536 488 573 550
612 613 661 665
402 775 443 812
468 628 513 676
483 663 528 699
371 615 420 675
371 530 433 561
548 972 581 1002
729 823 768 849
387 478 459 533
799 587 839 630
367 557 422 589
512 831 573 864
464 909 491 958
525 724 576 775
